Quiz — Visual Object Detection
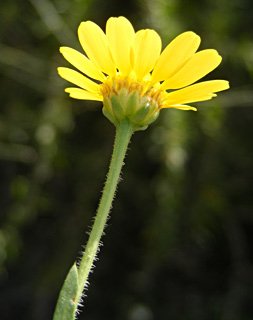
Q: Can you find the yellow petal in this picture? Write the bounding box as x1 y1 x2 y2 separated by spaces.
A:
161 49 222 90
162 104 197 111
151 31 201 84
60 47 105 82
106 16 135 75
65 88 103 101
163 80 229 106
58 67 99 93
132 29 162 80
78 21 116 76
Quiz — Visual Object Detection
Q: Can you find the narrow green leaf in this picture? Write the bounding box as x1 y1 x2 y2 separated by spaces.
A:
53 263 79 320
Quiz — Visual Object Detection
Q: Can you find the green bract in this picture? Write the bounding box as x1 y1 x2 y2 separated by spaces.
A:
102 88 160 131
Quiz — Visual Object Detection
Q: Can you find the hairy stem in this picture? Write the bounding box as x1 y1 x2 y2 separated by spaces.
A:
75 119 134 309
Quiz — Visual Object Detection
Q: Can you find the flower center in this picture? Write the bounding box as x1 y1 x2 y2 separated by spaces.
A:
99 72 165 108
100 72 165 130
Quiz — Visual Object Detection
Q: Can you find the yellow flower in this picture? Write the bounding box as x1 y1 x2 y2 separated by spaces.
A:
58 16 229 130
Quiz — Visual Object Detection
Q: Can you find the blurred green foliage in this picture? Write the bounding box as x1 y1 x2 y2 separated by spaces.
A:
0 0 253 319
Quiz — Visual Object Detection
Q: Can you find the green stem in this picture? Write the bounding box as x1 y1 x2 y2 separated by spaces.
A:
75 119 134 309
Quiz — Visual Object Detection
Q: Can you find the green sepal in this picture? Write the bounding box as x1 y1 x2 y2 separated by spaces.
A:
125 91 138 116
111 94 125 121
53 263 79 320
102 87 160 131
134 125 148 131
140 110 160 126
102 107 118 126
131 102 150 124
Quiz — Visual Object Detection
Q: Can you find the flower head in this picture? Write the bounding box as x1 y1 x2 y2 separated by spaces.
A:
58 16 229 130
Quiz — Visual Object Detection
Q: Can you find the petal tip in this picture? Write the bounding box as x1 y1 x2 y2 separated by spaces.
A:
78 21 89 33
225 80 230 89
59 46 67 54
64 88 74 97
57 67 63 74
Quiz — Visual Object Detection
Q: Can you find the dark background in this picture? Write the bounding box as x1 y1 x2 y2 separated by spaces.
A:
0 0 253 319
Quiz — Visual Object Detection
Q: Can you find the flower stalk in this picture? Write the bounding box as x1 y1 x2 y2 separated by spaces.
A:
53 119 134 320
54 15 230 320
76 118 133 303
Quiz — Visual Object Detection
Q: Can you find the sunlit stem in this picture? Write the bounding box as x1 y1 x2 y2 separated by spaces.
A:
75 118 134 309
